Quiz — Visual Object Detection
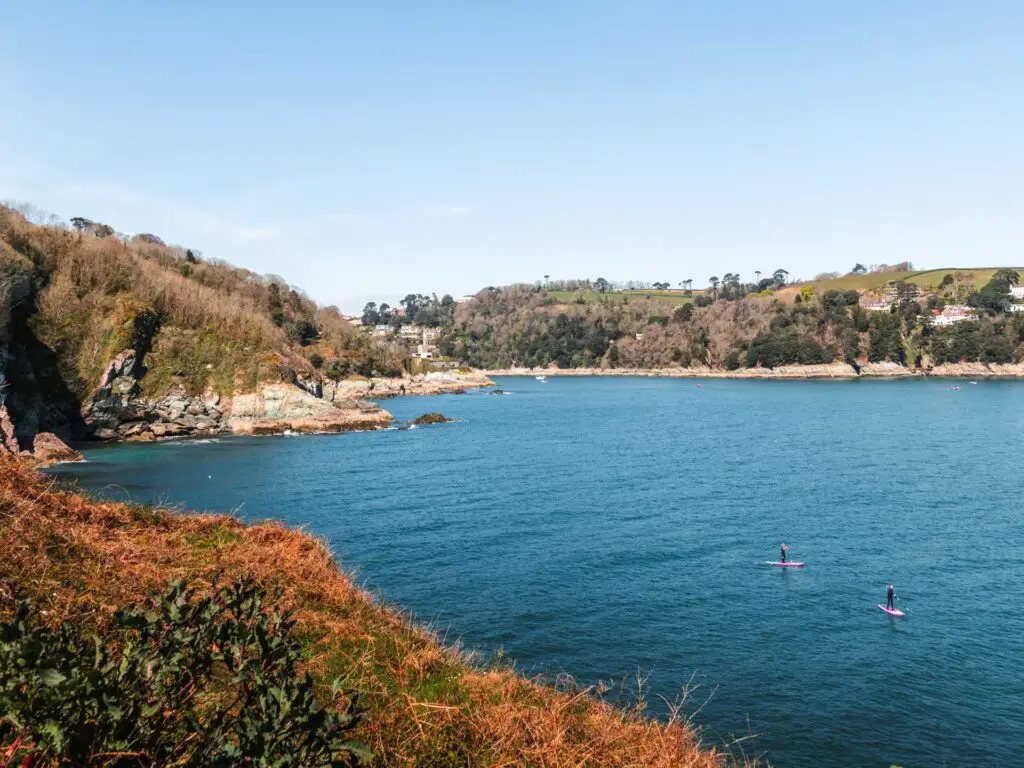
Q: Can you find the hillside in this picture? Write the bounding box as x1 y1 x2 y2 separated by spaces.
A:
443 273 1024 371
0 205 405 458
0 455 739 767
548 288 707 306
803 267 1024 295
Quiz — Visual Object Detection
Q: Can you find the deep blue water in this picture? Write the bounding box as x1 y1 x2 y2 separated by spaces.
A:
51 378 1024 767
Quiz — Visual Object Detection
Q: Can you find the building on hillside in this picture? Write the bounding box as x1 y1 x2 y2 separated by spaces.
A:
1006 303 1024 313
456 295 474 304
397 324 441 341
931 306 974 326
396 325 442 358
863 301 890 312
1010 285 1024 300
344 315 364 328
373 324 391 336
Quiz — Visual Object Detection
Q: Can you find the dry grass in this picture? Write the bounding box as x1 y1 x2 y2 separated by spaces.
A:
0 456 753 767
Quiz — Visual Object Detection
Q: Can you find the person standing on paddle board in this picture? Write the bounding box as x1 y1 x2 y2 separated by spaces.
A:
780 543 789 563
886 584 895 610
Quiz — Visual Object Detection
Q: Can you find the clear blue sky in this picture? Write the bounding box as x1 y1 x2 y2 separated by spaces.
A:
2 2 1022 312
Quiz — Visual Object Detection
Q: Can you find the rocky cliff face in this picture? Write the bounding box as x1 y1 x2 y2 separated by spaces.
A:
229 383 390 435
82 348 391 441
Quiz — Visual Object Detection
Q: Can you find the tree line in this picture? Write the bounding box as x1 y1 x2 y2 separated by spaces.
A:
441 270 1024 370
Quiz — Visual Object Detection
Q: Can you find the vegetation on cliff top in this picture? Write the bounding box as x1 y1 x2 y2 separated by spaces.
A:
0 456 742 767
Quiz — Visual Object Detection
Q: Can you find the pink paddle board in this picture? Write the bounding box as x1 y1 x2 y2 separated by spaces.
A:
878 604 905 617
766 561 804 567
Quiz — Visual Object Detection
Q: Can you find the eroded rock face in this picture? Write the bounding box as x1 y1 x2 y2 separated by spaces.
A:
82 347 230 442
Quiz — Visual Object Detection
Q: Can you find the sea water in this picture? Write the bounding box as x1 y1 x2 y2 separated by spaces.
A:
51 378 1024 767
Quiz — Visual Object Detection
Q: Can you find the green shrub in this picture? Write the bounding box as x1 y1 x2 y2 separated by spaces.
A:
1 578 369 766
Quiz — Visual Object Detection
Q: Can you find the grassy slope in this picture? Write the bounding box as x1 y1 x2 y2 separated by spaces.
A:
549 289 706 306
807 268 1024 293
0 457 743 768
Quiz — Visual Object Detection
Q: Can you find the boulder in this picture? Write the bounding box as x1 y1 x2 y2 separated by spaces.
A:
32 433 83 465
412 412 451 425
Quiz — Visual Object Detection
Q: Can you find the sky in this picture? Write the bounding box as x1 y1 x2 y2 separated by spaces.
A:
1 2 1022 313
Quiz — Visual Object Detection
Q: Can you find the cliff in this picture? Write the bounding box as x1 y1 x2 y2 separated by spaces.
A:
0 456 740 767
0 204 401 458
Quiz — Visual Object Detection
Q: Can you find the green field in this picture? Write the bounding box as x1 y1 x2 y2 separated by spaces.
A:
809 268 1023 293
547 268 1021 306
548 289 705 306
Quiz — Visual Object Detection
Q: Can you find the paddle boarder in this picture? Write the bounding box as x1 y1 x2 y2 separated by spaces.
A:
780 543 789 563
886 584 895 610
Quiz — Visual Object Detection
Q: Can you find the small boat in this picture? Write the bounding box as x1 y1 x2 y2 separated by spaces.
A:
535 375 547 382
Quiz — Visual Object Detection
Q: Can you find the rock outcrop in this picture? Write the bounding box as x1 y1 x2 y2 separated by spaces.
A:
31 432 83 465
81 349 392 441
325 370 494 401
412 412 451 425
83 349 227 441
75 342 393 442
228 383 390 434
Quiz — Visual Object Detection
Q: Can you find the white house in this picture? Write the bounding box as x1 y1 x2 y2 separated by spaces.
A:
931 306 974 326
1010 285 1024 299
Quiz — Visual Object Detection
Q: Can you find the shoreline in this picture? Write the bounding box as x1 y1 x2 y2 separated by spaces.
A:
482 361 1024 380
47 370 495 461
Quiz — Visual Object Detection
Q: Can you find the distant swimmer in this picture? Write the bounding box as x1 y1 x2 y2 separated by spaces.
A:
886 583 895 610
780 543 789 563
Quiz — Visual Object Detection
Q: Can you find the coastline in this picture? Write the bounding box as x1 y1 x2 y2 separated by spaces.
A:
483 361 1024 379
45 370 495 460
